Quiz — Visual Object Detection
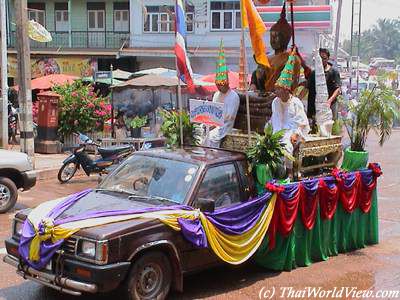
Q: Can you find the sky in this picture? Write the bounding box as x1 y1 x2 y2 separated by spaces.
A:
333 0 400 41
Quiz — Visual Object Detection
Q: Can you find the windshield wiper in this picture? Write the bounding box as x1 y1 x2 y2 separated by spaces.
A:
128 194 177 205
95 188 136 196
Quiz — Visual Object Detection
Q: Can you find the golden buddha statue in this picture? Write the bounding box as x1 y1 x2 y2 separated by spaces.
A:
263 5 301 93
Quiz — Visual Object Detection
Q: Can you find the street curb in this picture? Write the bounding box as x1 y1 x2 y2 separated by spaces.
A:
35 167 60 181
35 167 86 181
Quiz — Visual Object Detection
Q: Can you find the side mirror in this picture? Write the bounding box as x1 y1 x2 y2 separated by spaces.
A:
197 198 215 213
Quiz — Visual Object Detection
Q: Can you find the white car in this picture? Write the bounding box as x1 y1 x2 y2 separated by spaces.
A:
0 150 36 212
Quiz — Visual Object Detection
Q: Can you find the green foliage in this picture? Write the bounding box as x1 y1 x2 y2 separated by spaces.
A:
129 116 148 129
342 86 400 151
246 124 287 175
159 109 200 148
53 80 111 138
342 18 400 64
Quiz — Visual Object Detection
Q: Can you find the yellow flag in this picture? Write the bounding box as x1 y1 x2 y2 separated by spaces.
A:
241 0 270 68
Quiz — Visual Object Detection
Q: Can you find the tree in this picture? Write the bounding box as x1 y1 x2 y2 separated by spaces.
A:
342 18 400 64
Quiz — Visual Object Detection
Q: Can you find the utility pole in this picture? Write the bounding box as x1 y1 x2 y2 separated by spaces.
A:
0 0 8 148
333 0 343 61
15 0 34 157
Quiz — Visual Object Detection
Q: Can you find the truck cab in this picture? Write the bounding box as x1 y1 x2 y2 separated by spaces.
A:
4 146 255 299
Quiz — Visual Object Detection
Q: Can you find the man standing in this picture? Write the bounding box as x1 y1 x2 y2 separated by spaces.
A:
307 48 341 121
204 40 240 148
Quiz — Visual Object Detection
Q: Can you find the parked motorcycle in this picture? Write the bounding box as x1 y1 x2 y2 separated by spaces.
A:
58 133 134 183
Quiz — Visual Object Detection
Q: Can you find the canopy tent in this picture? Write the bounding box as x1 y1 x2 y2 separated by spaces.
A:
13 74 79 91
112 69 134 80
199 71 251 94
112 74 185 90
82 76 124 86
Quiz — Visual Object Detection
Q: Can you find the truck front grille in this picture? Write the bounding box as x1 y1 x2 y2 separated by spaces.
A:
62 236 77 255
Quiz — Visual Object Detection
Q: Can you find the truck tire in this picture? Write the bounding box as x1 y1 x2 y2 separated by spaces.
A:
0 177 18 213
123 251 172 300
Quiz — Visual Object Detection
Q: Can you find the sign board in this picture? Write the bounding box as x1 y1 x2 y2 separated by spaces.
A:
94 71 112 81
189 99 224 127
7 55 97 78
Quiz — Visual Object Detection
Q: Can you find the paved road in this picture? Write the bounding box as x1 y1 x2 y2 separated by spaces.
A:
1 131 400 299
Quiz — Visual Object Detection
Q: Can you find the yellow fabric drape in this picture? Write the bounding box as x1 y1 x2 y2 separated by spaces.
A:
241 0 270 68
27 196 276 265
199 194 276 265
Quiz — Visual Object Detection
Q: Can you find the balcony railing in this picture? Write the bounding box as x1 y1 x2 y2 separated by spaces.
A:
8 31 129 49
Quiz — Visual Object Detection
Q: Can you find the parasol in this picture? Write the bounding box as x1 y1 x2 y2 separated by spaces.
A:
28 20 52 42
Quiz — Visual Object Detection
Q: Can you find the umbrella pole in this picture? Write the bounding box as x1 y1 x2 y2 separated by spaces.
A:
110 64 115 138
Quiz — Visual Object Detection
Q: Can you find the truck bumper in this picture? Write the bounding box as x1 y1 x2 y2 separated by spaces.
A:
21 170 36 190
4 238 131 295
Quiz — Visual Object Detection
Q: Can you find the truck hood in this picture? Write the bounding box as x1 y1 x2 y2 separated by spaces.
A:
58 190 176 240
0 149 32 172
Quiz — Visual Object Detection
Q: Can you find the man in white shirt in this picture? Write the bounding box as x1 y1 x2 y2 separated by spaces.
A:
204 39 240 148
205 82 240 148
268 48 310 175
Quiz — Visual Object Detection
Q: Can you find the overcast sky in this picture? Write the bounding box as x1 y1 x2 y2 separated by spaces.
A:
333 0 400 41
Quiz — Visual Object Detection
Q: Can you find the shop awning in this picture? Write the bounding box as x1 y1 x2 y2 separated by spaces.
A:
13 74 79 91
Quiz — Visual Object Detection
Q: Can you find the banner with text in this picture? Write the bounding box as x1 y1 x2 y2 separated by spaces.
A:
189 99 224 127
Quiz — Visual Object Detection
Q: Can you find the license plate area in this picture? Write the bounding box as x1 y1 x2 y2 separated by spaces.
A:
45 260 52 272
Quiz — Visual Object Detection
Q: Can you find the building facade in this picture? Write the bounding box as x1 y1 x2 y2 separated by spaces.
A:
5 0 333 80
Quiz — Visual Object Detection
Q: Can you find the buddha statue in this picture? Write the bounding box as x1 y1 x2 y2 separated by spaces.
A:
262 5 301 93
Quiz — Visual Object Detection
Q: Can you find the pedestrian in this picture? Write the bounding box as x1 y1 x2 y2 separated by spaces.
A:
115 111 128 140
305 48 342 122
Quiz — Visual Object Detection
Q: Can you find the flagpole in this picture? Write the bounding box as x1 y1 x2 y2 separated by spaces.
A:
240 0 251 143
174 0 184 148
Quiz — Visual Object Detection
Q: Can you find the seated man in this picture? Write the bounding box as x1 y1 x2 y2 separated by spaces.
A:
204 41 240 148
268 50 310 176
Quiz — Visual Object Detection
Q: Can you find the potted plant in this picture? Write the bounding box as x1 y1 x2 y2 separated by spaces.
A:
129 116 147 138
159 109 200 148
341 84 400 171
246 124 290 189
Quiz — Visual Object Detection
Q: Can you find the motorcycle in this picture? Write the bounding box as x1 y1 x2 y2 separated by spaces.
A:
58 133 134 183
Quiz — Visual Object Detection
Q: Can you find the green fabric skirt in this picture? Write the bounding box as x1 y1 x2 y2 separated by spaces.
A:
253 151 379 271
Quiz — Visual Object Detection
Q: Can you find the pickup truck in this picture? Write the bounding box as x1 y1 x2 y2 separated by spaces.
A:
0 149 36 213
4 146 255 299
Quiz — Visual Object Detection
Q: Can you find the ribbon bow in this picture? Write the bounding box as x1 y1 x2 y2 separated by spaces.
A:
368 163 382 177
265 182 285 194
28 218 77 262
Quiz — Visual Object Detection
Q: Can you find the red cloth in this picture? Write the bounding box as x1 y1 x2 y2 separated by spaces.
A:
268 186 301 250
358 176 377 213
300 185 319 230
318 178 339 220
338 172 361 213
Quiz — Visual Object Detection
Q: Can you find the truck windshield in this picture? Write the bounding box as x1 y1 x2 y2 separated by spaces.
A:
100 154 199 204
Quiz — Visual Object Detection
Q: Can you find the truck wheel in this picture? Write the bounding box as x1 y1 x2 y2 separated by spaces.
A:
0 177 18 213
58 162 78 183
124 251 172 300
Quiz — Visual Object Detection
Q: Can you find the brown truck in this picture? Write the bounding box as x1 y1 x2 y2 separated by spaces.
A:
4 146 256 300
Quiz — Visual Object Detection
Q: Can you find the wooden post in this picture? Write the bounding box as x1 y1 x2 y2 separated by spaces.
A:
0 0 8 148
15 0 35 157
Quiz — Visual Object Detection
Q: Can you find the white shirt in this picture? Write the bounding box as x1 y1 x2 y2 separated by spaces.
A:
205 89 240 147
270 95 310 138
269 95 309 168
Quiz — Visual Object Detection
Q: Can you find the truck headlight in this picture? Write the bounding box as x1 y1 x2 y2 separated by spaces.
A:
77 239 108 263
13 219 24 238
80 240 96 258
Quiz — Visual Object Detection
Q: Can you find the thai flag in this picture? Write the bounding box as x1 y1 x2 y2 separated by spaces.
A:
174 0 195 91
